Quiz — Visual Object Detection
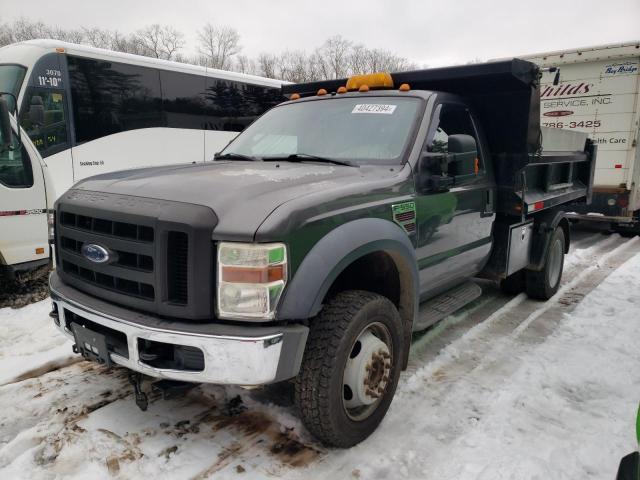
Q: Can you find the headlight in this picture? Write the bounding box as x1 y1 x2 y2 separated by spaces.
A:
217 242 287 320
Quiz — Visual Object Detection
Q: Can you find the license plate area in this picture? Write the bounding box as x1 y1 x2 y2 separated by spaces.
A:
72 323 112 367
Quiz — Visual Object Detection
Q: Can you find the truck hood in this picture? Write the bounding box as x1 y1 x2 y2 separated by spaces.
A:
72 160 381 240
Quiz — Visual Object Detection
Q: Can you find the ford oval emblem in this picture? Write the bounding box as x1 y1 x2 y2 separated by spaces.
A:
81 243 110 263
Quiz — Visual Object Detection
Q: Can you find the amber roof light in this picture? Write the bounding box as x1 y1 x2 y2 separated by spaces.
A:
346 72 394 91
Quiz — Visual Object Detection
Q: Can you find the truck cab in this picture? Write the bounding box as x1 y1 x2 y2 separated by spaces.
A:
47 59 595 447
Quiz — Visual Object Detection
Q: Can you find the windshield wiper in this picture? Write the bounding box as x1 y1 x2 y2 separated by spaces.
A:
214 152 262 162
263 153 359 167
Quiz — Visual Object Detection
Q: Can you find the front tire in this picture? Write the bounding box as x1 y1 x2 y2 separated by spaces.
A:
525 227 565 300
294 290 403 447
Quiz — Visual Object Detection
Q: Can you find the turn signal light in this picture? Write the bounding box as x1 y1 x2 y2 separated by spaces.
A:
221 264 285 283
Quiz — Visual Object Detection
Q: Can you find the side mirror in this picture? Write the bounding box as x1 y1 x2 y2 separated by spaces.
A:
0 96 13 152
29 95 45 127
418 152 454 193
447 134 477 177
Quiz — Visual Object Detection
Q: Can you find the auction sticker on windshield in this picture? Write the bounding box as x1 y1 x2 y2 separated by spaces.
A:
352 104 397 114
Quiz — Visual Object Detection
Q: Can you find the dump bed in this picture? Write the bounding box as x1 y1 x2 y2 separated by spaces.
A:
283 59 596 217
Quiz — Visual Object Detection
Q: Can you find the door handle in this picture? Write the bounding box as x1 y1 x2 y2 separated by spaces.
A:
482 188 495 217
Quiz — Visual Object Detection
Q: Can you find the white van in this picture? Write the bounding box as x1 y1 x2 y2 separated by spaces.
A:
523 41 640 234
0 40 285 280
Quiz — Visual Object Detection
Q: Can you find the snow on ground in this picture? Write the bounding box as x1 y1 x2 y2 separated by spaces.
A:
0 299 76 386
0 236 639 479
317 244 640 480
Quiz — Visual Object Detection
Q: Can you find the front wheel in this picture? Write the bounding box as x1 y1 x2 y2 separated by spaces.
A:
294 290 403 447
525 227 565 300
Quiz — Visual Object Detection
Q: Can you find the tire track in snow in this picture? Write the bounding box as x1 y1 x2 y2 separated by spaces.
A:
396 234 640 450
406 232 625 375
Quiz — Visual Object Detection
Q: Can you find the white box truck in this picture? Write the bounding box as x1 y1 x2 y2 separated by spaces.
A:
0 40 285 281
523 41 640 234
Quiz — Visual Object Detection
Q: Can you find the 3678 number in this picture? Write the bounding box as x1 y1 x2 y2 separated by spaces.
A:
542 120 601 129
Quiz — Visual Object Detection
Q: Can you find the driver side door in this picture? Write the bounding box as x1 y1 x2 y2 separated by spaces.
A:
415 101 495 299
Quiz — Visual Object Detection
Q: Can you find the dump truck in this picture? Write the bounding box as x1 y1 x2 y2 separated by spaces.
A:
35 58 595 447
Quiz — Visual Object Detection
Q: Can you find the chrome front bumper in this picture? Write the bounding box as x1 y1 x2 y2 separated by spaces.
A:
49 272 308 385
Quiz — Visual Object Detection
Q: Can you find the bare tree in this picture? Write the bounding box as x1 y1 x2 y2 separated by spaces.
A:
82 27 115 49
132 24 184 60
0 24 12 47
348 44 369 75
0 18 421 80
316 35 352 79
233 54 258 75
49 25 85 44
257 52 278 78
365 48 416 73
9 18 50 42
273 50 311 82
197 23 241 70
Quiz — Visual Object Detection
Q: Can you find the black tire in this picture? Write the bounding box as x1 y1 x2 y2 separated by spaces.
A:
294 290 403 447
525 227 565 300
500 270 526 295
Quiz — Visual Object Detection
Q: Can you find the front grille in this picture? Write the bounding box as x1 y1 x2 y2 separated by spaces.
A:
60 211 154 242
58 208 159 306
56 191 217 319
167 231 189 304
60 236 154 272
62 259 155 300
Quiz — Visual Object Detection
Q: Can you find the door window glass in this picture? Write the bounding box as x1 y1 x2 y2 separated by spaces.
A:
0 64 26 111
428 104 484 182
19 87 68 157
0 131 33 188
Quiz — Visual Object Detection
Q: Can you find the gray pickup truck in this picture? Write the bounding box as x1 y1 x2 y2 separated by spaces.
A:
38 59 595 447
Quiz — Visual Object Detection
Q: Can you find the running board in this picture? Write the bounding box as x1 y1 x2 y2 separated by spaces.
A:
414 281 482 332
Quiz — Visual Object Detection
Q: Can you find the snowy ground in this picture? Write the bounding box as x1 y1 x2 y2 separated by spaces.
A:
0 229 639 479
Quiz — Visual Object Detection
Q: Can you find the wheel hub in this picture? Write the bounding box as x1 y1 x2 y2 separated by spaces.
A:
344 330 392 409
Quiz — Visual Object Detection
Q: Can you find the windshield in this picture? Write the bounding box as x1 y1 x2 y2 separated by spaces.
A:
222 96 422 165
0 64 27 112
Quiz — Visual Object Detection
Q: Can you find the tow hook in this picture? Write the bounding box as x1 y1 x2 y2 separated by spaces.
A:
128 372 148 411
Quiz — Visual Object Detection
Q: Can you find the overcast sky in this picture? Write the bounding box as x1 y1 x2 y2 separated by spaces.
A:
3 0 639 66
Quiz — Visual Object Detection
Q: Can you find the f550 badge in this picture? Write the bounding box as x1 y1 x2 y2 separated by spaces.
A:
392 202 416 234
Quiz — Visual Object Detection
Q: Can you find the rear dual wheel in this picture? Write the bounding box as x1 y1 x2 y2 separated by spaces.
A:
525 227 565 300
500 226 566 300
294 290 403 447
